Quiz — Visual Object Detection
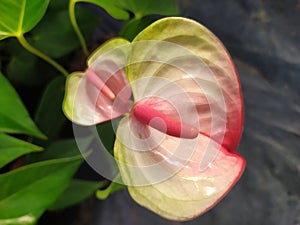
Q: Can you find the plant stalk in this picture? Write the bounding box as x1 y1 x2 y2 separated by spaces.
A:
17 34 69 77
69 0 89 56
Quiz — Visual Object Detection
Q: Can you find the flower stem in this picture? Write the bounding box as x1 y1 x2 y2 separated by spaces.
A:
69 0 89 56
17 34 69 77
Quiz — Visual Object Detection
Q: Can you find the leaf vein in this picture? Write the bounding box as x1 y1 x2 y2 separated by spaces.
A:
18 0 26 35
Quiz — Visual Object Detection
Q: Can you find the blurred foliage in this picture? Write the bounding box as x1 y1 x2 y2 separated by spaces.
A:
120 17 156 41
76 0 178 20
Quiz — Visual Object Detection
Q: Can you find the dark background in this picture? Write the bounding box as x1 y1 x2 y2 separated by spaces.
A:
41 1 300 224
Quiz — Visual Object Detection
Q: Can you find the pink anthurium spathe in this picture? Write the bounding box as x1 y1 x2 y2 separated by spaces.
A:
63 17 245 221
63 38 132 125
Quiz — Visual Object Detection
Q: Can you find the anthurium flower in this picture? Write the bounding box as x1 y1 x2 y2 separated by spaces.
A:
63 17 245 221
63 38 132 125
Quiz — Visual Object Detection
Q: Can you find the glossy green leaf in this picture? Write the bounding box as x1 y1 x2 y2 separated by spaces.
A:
76 0 130 20
0 156 82 219
30 7 99 58
34 77 66 145
113 0 179 18
0 133 42 169
49 179 102 210
0 0 50 40
0 72 45 138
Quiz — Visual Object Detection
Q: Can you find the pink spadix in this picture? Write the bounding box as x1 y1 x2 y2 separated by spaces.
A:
133 103 199 139
85 69 116 100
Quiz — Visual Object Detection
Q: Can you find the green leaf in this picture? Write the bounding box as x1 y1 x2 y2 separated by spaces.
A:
34 77 66 145
0 212 42 225
30 7 99 58
0 0 50 40
0 72 45 138
49 179 102 211
27 138 91 164
4 39 54 87
48 0 68 11
120 17 156 41
7 51 45 86
0 156 82 219
96 121 116 155
77 0 130 20
77 0 178 20
0 133 42 169
76 5 101 42
113 0 179 18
